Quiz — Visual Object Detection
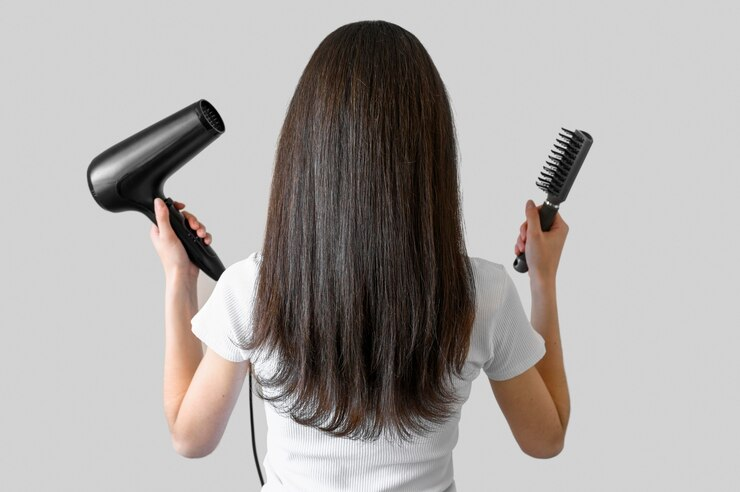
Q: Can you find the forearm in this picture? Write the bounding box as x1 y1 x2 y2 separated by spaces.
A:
529 276 570 435
163 272 203 436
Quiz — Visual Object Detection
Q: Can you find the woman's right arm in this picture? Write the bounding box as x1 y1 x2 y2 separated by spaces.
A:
489 277 569 459
488 200 571 458
529 276 570 436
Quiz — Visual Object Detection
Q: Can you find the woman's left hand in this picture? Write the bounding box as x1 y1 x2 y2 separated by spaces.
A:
150 197 213 281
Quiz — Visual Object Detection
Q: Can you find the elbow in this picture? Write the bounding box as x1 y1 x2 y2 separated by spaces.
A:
172 435 215 459
522 431 565 459
526 441 564 460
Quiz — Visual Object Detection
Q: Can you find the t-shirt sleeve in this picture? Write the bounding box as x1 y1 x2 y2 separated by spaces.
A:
190 254 258 363
482 270 546 381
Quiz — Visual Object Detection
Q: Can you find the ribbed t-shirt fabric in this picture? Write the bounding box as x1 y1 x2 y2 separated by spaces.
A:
190 251 546 491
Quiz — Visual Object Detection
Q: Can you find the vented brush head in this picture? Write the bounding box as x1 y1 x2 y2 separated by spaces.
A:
536 128 593 205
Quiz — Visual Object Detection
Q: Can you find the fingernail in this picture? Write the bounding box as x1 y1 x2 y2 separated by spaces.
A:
526 200 534 209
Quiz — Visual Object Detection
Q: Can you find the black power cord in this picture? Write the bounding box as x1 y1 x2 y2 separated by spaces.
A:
249 372 265 486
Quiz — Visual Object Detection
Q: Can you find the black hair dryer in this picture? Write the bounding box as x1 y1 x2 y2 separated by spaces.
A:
87 99 226 281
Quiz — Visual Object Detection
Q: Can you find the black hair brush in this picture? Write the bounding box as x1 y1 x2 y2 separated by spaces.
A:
513 128 593 273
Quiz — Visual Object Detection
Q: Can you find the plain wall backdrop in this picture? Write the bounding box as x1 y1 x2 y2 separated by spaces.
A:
2 0 738 490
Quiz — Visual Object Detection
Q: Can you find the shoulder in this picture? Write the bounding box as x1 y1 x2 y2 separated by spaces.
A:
217 251 261 298
467 256 509 302
227 251 261 274
466 255 524 333
468 255 505 277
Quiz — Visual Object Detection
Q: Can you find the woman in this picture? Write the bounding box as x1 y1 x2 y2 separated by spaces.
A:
151 20 570 492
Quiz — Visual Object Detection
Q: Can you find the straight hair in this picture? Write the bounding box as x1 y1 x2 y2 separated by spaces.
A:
242 20 477 442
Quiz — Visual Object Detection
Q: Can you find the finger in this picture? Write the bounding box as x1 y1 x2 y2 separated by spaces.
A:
181 211 200 229
182 211 198 228
516 227 525 245
196 226 207 238
153 198 173 237
173 201 186 210
524 199 541 237
204 232 212 245
515 240 523 256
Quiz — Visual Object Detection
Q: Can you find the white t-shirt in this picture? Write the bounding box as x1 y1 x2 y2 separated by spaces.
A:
191 251 546 492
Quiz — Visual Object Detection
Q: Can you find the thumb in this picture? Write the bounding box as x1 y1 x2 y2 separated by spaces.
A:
153 198 173 237
525 199 541 236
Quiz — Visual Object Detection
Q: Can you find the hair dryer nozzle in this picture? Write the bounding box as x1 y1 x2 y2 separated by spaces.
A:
198 99 225 134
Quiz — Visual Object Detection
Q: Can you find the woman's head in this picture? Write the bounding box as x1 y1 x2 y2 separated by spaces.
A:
245 20 477 442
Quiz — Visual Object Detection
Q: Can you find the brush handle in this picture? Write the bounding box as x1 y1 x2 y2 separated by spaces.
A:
513 202 559 274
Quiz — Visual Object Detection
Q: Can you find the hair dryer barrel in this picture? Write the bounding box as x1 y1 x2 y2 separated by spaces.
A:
87 99 225 216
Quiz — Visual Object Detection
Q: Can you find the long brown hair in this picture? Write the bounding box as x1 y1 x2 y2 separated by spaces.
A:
243 20 476 442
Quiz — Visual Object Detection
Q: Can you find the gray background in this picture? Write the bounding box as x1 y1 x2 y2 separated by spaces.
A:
1 0 738 490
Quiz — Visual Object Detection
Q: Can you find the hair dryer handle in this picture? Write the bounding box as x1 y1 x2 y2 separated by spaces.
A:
162 197 226 281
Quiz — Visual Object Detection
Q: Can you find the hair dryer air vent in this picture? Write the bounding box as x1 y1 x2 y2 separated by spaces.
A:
199 100 225 133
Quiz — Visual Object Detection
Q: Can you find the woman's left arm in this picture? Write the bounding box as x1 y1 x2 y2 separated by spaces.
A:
162 272 203 439
163 272 250 459
152 197 250 458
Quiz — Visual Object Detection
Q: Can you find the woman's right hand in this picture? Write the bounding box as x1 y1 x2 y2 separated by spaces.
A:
514 199 569 283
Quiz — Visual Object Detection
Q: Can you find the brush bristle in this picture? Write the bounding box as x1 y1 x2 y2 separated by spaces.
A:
536 127 585 197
